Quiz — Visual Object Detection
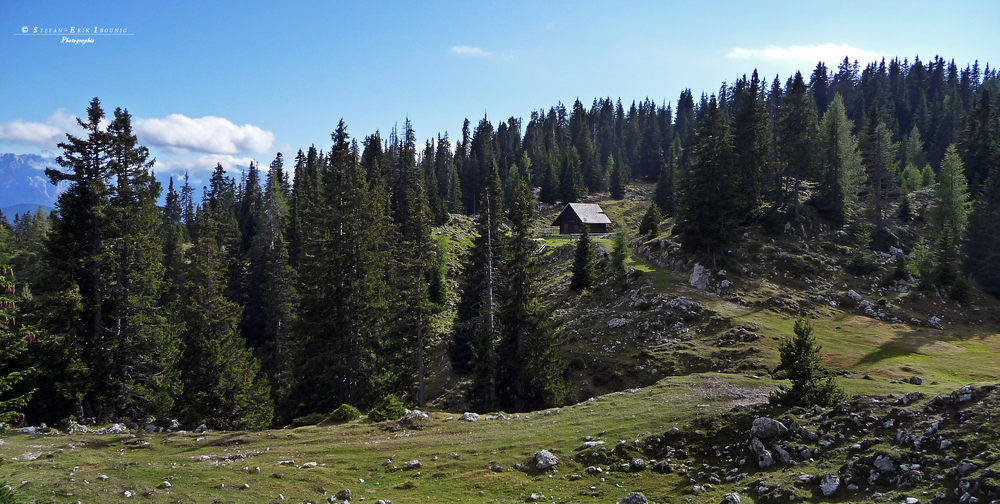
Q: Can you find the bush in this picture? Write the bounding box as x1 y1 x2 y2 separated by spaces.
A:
328 404 361 424
290 412 327 427
368 394 406 422
949 278 971 303
770 316 846 408
638 203 663 237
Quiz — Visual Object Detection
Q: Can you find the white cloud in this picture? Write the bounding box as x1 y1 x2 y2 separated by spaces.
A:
155 153 256 179
727 43 882 65
134 115 275 155
0 120 63 147
0 109 88 148
450 45 492 57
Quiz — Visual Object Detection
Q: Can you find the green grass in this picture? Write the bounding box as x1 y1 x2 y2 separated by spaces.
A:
0 373 776 504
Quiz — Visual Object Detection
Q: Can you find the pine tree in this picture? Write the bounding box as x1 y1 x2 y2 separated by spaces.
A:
176 212 272 430
676 96 740 258
638 203 664 237
609 155 626 200
451 163 505 409
771 316 845 407
778 72 818 220
558 146 585 204
963 161 1000 295
570 224 596 290
732 70 772 217
934 145 971 239
0 257 35 424
292 120 392 413
497 177 563 411
653 149 674 216
815 94 866 225
861 104 899 236
610 229 629 279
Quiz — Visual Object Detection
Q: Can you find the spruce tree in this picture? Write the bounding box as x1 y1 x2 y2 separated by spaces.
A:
610 229 629 279
0 259 35 424
732 70 772 217
778 72 818 220
861 104 899 236
570 224 596 290
451 163 505 409
176 212 272 430
815 94 866 225
771 316 845 407
963 162 1000 295
638 203 664 237
676 96 740 258
558 146 585 204
497 177 563 411
609 154 626 200
933 145 971 239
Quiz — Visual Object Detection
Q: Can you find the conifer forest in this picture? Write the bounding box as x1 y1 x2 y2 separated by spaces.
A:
2 54 1000 431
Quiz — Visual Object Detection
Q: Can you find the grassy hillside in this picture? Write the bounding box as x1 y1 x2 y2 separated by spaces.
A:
3 183 1000 503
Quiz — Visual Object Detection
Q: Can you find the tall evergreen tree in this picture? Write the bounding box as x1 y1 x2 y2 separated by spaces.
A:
732 70 772 217
0 258 35 424
934 145 971 238
570 224 596 290
450 164 505 409
676 96 740 259
964 156 1000 295
778 72 818 220
815 94 865 225
608 154 626 200
497 177 563 410
861 104 899 236
176 212 273 430
558 146 585 204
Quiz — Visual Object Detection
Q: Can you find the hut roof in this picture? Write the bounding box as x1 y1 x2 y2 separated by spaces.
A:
550 203 612 226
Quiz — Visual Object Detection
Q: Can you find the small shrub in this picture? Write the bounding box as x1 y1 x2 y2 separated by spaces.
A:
770 316 846 408
876 296 888 306
368 394 406 422
291 412 327 427
327 404 361 424
638 204 664 237
949 278 971 303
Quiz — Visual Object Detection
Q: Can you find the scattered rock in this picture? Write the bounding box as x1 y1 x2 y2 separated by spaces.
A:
194 424 208 434
910 376 922 385
667 427 681 435
534 450 558 470
336 488 352 501
405 460 421 469
158 481 171 489
459 412 480 422
690 263 710 290
123 490 135 498
621 492 648 504
301 462 318 468
750 417 789 439
750 438 774 469
721 492 742 504
874 455 895 472
607 318 628 329
820 472 839 497
579 441 605 450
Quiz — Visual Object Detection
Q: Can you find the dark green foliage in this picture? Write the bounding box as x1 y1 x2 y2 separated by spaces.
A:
0 263 34 425
934 224 958 286
539 155 560 204
290 412 327 427
770 316 845 407
861 104 899 236
609 155 626 200
610 229 629 279
911 240 936 290
639 203 664 237
963 153 1000 295
291 120 392 415
653 150 674 216
881 255 909 286
778 72 818 219
328 403 361 423
368 393 406 422
496 177 564 411
899 192 914 222
949 278 971 303
846 223 877 275
676 96 740 257
176 213 273 430
570 224 596 291
732 70 772 217
558 147 585 204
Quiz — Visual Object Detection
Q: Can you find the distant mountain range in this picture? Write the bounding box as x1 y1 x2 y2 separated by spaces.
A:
0 153 66 211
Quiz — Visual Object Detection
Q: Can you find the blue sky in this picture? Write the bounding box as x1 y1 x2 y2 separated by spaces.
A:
2 0 998 186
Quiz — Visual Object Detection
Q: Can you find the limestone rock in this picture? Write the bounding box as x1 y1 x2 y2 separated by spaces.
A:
750 417 788 439
721 492 742 504
750 438 774 469
621 492 648 504
459 412 480 422
820 472 839 497
874 455 895 473
534 450 558 470
689 263 710 290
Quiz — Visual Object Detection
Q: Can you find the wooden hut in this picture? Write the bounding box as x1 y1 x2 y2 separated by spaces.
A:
550 203 612 234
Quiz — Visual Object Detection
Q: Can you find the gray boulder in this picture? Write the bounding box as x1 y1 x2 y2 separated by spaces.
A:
534 450 558 470
458 412 480 422
750 438 774 469
621 492 648 504
874 455 895 472
750 417 788 439
689 264 710 290
721 493 742 504
820 472 840 496
336 488 352 501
